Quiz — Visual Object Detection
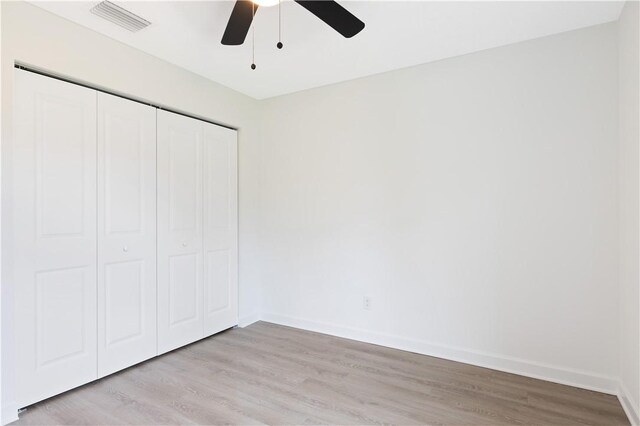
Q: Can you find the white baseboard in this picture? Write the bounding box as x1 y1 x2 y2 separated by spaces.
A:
2 402 19 425
261 312 619 396
619 382 640 426
238 312 261 328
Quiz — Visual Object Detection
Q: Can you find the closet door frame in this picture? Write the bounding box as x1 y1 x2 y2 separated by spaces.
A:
7 68 239 412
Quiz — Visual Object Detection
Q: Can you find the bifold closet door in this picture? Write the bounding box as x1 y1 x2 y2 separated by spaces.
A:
157 110 204 354
203 123 238 335
13 70 97 407
157 111 238 353
97 93 157 377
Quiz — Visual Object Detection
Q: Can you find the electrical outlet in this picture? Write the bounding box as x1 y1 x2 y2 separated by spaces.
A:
363 296 372 310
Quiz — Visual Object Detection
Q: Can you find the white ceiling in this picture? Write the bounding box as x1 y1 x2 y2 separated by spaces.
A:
31 1 624 99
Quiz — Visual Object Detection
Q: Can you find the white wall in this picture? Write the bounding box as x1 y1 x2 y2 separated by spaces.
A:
618 1 640 423
258 22 620 393
0 2 262 422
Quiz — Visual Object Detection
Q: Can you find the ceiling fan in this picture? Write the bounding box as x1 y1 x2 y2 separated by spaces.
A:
221 0 365 46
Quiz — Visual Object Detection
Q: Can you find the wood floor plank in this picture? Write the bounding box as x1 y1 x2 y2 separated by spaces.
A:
15 322 629 425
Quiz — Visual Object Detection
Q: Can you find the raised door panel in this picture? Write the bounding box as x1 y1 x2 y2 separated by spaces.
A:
203 124 238 336
12 70 97 407
97 93 157 377
157 110 203 354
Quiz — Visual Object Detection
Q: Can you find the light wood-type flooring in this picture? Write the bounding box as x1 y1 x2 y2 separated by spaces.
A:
15 321 629 425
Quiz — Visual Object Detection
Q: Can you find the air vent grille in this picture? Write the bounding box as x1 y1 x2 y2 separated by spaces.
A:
90 1 150 32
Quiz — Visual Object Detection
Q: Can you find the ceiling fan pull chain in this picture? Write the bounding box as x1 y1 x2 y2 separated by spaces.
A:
277 0 283 49
251 1 256 69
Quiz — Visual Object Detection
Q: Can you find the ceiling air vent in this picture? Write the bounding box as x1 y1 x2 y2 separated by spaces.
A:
90 1 151 32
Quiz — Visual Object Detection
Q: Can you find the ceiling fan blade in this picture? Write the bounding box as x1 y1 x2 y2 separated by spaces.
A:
221 0 258 46
294 0 364 38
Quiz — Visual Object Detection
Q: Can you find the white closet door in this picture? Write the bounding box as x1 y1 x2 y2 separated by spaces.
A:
13 70 97 407
157 110 204 354
203 124 238 335
97 93 157 377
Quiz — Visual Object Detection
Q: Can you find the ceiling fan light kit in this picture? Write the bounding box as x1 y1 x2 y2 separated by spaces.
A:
252 0 279 7
221 0 365 70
